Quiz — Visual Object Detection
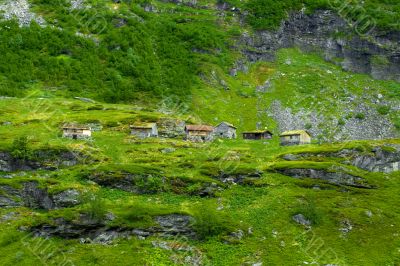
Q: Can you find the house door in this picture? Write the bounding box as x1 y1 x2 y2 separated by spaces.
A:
73 135 77 140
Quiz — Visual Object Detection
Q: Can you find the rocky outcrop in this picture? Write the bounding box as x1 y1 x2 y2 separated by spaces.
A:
29 214 195 244
0 150 83 172
292 214 311 226
268 100 398 142
275 168 370 188
240 10 400 82
351 147 400 173
0 185 23 207
282 145 400 173
218 170 263 184
0 0 46 27
157 118 186 138
0 182 80 209
22 182 54 209
88 171 165 194
52 189 81 208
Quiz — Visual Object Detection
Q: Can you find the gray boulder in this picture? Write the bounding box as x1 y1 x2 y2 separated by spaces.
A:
292 214 311 226
22 182 54 210
52 189 81 208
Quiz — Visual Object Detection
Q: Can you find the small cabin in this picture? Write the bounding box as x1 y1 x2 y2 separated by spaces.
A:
214 122 237 139
62 124 92 139
130 123 158 138
280 130 311 146
185 125 214 142
242 130 273 140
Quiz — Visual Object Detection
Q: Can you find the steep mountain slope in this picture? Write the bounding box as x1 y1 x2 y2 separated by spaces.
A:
0 0 399 140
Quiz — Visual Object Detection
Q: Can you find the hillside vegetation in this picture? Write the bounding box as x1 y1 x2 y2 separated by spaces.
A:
0 0 399 265
0 94 399 265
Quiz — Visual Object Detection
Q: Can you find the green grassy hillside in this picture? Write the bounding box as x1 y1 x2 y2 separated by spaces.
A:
0 93 399 265
0 0 399 265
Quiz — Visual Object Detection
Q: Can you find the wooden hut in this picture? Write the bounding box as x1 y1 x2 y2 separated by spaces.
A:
214 122 237 139
279 130 311 146
62 124 92 139
130 123 158 138
185 125 214 142
242 130 273 140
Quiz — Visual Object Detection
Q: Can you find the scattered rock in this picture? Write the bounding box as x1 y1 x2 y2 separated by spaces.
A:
365 210 373 218
161 148 176 154
282 154 299 161
292 214 311 226
0 211 19 222
74 97 95 103
0 195 20 207
339 219 353 234
29 214 195 243
230 229 244 240
0 0 46 27
154 214 195 237
69 0 88 10
22 182 54 210
218 170 263 184
52 189 81 208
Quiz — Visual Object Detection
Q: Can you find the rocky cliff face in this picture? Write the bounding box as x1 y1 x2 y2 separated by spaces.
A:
0 150 84 172
268 99 398 142
29 214 195 244
0 182 80 209
240 10 400 82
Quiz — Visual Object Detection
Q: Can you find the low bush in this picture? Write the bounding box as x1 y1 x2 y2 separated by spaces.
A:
377 106 390 115
293 200 323 226
191 202 233 240
11 136 32 160
355 113 365 120
82 193 107 222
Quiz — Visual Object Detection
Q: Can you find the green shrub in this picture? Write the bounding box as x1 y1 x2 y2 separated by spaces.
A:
191 202 233 240
345 113 353 119
87 105 104 111
394 117 400 130
122 204 154 224
105 121 119 128
82 193 107 222
377 105 390 115
11 136 32 160
337 118 346 126
355 113 365 120
135 175 165 193
293 200 322 226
